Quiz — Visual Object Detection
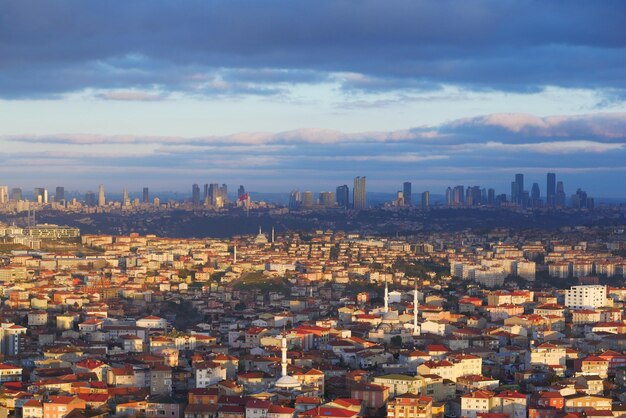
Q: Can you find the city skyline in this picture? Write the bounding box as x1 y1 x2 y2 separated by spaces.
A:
0 170 604 210
1 2 626 196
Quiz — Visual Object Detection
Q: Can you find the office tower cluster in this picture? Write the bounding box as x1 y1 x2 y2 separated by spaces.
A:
443 172 594 209
289 177 367 210
191 183 229 208
0 182 162 210
393 181 429 209
512 173 592 208
446 185 502 207
0 173 600 212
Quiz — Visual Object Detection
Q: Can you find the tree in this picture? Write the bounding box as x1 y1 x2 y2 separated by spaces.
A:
390 336 402 348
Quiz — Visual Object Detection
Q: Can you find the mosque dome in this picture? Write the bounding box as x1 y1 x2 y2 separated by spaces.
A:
275 374 301 389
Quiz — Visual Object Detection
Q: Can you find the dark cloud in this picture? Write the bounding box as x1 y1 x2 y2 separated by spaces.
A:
1 1 626 98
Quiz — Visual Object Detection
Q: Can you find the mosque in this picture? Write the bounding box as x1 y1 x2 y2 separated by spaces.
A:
274 333 301 390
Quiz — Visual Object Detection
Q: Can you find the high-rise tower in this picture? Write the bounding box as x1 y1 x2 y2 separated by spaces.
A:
0 186 8 204
336 185 349 208
192 184 200 206
421 191 430 209
55 186 65 203
97 184 106 207
403 182 412 206
353 176 366 210
515 173 524 204
547 173 556 206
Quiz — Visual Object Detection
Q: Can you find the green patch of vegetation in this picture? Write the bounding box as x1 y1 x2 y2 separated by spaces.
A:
390 335 403 348
178 268 193 280
345 280 380 294
393 258 448 278
210 271 227 281
234 271 290 294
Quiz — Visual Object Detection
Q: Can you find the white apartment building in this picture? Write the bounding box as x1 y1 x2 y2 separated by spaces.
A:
565 285 607 309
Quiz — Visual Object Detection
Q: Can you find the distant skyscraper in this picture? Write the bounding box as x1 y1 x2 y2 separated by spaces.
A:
336 185 349 208
467 186 481 206
487 188 495 205
192 184 200 206
122 188 129 206
143 187 149 203
34 187 48 204
288 190 301 209
453 185 464 205
85 191 96 207
319 191 335 207
0 186 8 204
531 182 540 203
421 191 429 209
55 186 65 203
403 182 412 206
353 176 366 210
556 181 566 207
302 191 314 207
547 172 556 206
220 184 228 203
446 187 453 205
394 191 405 206
10 188 22 201
97 184 105 206
209 183 222 206
238 185 246 199
515 173 524 204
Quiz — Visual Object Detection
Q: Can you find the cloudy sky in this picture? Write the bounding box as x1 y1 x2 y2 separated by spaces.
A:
2 1 626 197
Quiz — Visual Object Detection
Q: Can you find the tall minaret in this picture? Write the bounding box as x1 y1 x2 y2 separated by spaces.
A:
271 226 275 243
281 333 288 377
233 245 237 264
384 277 389 313
413 281 419 335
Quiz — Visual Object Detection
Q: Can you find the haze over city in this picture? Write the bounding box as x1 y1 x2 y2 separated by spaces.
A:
2 1 626 196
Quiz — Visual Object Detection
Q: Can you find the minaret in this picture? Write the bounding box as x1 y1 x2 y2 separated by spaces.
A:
281 332 288 377
271 226 275 243
384 277 389 313
413 281 419 335
233 245 237 264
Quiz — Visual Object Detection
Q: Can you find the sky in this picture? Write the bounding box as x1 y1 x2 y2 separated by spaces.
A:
2 1 626 197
